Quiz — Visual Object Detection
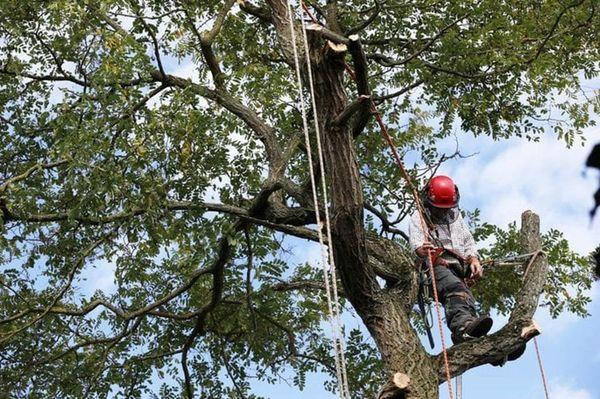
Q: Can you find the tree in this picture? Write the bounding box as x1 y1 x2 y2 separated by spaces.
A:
0 1 597 398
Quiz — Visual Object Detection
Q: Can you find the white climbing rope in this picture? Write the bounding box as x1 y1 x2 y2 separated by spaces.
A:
284 1 351 398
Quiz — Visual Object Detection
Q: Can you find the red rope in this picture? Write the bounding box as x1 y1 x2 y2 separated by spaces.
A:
299 3 455 397
372 104 455 399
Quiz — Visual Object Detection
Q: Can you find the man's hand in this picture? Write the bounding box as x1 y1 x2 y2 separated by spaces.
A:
469 257 483 280
415 242 435 258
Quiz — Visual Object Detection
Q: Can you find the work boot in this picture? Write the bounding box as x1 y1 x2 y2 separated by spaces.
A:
490 343 527 367
451 315 493 344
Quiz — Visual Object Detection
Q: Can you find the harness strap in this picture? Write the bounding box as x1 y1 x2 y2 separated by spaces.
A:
417 273 435 349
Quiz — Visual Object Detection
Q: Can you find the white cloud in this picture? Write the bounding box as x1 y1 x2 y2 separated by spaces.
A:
439 126 600 255
551 382 593 399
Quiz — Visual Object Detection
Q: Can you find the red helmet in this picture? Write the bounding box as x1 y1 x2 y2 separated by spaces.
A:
425 175 459 208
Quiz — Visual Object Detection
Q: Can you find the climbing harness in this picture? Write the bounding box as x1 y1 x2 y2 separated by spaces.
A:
285 1 350 398
416 245 469 351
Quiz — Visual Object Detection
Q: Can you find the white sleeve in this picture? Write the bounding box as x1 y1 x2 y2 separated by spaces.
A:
408 212 427 252
458 213 479 258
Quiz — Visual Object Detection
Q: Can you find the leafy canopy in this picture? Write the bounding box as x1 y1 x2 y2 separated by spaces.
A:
0 0 597 397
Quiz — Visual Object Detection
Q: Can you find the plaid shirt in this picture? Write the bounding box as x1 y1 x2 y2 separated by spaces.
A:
408 210 479 262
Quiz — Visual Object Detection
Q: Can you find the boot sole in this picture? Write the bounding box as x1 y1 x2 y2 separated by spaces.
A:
466 316 493 338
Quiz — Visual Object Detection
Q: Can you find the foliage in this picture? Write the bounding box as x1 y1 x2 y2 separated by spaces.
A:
468 210 593 318
0 0 598 397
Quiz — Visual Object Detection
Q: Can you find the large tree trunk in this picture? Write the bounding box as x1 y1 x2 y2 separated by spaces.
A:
310 35 438 398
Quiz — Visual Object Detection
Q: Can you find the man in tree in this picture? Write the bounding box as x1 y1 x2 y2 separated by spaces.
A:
409 175 492 344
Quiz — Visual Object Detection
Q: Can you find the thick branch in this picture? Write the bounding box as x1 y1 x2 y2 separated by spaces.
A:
239 0 273 23
151 71 283 168
198 0 236 87
347 35 373 137
332 94 371 126
304 23 350 45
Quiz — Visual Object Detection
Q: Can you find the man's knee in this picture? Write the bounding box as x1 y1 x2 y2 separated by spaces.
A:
446 291 476 311
438 277 472 303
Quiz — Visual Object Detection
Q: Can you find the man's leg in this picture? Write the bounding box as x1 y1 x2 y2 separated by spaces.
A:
433 265 492 344
433 265 477 333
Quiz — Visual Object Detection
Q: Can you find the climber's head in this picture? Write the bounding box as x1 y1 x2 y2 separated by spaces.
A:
424 175 460 209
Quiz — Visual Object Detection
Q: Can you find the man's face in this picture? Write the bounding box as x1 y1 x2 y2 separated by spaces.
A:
429 206 452 220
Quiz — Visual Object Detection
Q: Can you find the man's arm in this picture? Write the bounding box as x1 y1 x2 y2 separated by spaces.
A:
458 213 483 279
408 213 436 258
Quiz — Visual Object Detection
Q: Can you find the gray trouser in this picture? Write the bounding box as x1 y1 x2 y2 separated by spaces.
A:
432 265 477 333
